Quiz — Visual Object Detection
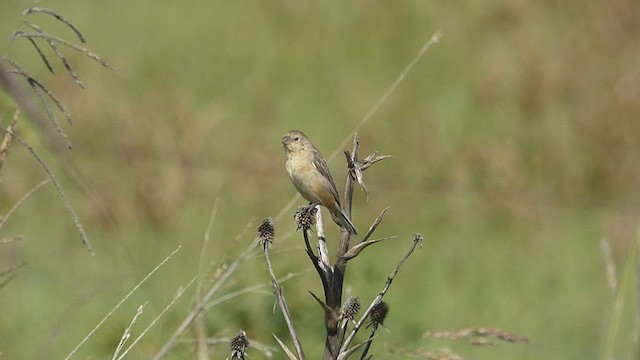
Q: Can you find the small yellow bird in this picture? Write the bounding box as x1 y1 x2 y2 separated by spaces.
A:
282 130 357 235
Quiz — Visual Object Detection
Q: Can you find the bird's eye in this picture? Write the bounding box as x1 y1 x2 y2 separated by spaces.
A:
293 136 299 141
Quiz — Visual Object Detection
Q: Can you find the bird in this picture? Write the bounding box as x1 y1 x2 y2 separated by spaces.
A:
282 130 357 235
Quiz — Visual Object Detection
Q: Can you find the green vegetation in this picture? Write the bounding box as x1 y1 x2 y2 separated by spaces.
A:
1 1 638 359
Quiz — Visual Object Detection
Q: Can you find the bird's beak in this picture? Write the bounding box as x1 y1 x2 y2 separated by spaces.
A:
281 135 290 145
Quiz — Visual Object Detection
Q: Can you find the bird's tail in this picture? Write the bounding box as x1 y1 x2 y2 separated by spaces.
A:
330 206 357 235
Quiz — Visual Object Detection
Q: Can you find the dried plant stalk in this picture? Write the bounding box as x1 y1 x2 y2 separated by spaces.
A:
0 109 20 171
23 7 87 42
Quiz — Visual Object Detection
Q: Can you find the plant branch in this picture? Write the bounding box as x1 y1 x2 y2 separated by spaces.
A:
117 276 198 360
338 234 424 359
23 7 87 43
65 246 182 360
23 21 85 88
359 324 378 359
273 334 298 360
1 128 92 253
342 236 397 262
315 207 332 272
0 178 49 230
263 236 307 360
152 241 257 360
303 229 331 299
0 109 20 171
0 61 54 135
10 31 117 71
326 30 442 162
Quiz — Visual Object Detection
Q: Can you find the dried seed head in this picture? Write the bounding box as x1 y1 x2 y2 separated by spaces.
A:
369 301 390 327
230 329 249 359
340 296 361 321
258 218 275 247
294 205 317 231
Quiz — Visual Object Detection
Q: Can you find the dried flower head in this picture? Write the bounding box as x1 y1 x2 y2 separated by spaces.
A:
368 301 390 328
229 329 249 359
257 217 275 248
294 204 317 231
414 233 424 247
340 296 361 321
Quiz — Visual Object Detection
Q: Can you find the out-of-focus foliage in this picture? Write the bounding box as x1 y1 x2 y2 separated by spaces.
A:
1 1 638 359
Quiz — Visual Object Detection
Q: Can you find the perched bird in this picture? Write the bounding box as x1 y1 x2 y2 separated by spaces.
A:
282 130 357 235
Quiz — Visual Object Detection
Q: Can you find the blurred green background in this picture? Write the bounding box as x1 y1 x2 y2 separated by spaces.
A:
1 0 639 359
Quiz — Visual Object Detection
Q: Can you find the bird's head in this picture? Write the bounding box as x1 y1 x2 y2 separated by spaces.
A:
281 130 309 153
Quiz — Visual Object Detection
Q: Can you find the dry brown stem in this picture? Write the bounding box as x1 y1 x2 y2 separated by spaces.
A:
262 231 307 360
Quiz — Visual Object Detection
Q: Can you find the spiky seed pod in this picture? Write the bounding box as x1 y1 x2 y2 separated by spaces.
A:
258 218 275 248
340 296 361 321
369 301 390 327
294 204 317 231
229 329 249 359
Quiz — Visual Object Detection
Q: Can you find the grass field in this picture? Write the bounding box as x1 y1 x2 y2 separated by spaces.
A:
1 1 639 359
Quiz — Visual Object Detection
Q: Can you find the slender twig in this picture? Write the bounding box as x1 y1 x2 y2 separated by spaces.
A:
195 198 220 360
308 290 332 313
338 234 424 360
23 7 87 42
6 58 75 125
5 59 73 147
327 30 442 163
337 341 366 360
0 271 18 289
205 272 303 309
342 236 397 262
152 241 259 360
359 207 390 244
10 32 117 71
0 62 62 140
117 276 198 360
23 21 85 88
273 334 298 360
112 302 148 360
0 109 20 171
0 261 26 278
24 36 54 74
263 240 307 360
339 207 393 262
27 76 72 146
0 178 49 230
65 246 182 360
1 128 91 253
360 325 381 359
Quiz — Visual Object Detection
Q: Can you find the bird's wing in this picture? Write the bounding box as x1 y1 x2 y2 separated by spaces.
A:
312 148 341 204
